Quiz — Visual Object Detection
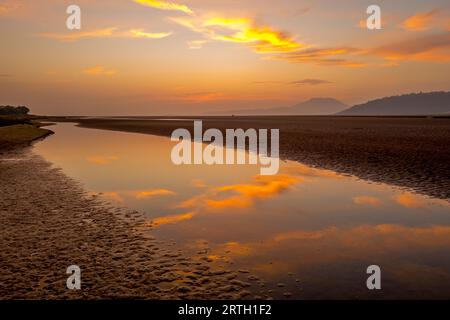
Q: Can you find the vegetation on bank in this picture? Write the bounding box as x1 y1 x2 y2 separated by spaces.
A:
0 124 53 149
0 105 30 116
0 106 53 149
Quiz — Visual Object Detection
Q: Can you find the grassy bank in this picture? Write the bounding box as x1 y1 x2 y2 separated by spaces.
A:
0 124 53 150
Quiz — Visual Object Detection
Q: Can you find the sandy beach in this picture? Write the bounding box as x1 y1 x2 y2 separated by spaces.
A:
49 116 450 200
0 146 264 300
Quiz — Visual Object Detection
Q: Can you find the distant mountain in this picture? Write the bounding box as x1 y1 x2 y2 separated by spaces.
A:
338 92 450 116
216 98 348 115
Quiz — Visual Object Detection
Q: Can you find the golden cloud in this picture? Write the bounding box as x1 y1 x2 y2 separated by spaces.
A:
151 174 300 227
40 28 172 42
92 188 176 205
135 189 176 199
214 175 300 202
394 193 427 209
152 212 194 226
133 0 193 14
133 1 368 67
270 31 448 66
180 174 300 211
167 8 446 67
129 29 172 39
171 15 303 53
402 9 441 31
40 28 118 42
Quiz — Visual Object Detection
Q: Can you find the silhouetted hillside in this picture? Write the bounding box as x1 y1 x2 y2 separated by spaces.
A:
339 92 450 116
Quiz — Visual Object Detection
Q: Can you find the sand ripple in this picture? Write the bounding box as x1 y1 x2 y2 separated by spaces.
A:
0 147 265 299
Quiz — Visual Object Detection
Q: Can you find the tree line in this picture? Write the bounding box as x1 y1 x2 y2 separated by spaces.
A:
0 106 30 115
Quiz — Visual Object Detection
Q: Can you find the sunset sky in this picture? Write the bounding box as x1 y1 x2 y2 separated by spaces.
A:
1 0 449 115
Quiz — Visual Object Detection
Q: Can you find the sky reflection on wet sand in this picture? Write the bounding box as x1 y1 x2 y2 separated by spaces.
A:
34 123 450 299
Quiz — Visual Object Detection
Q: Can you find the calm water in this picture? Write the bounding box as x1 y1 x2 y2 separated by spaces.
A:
34 123 450 299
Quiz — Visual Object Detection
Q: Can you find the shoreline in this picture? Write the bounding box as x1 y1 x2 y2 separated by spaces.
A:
0 123 54 150
0 145 265 299
45 116 450 200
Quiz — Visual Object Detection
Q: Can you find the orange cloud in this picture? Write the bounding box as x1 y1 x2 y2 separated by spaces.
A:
40 28 172 42
214 175 300 203
179 174 300 211
129 29 172 39
394 193 427 209
208 17 302 53
135 189 176 199
133 0 193 14
269 47 365 67
82 66 117 76
164 4 369 67
402 9 441 31
371 31 450 62
152 174 300 227
40 28 117 42
353 196 382 207
152 212 194 226
170 12 447 67
86 155 119 164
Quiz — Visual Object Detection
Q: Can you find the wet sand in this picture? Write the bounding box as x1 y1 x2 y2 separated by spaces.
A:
49 116 450 200
0 146 266 300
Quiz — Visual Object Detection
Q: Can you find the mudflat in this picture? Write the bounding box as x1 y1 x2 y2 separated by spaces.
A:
0 147 263 299
49 116 450 200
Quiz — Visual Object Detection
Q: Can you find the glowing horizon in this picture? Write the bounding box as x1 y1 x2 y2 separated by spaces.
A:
0 0 449 115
